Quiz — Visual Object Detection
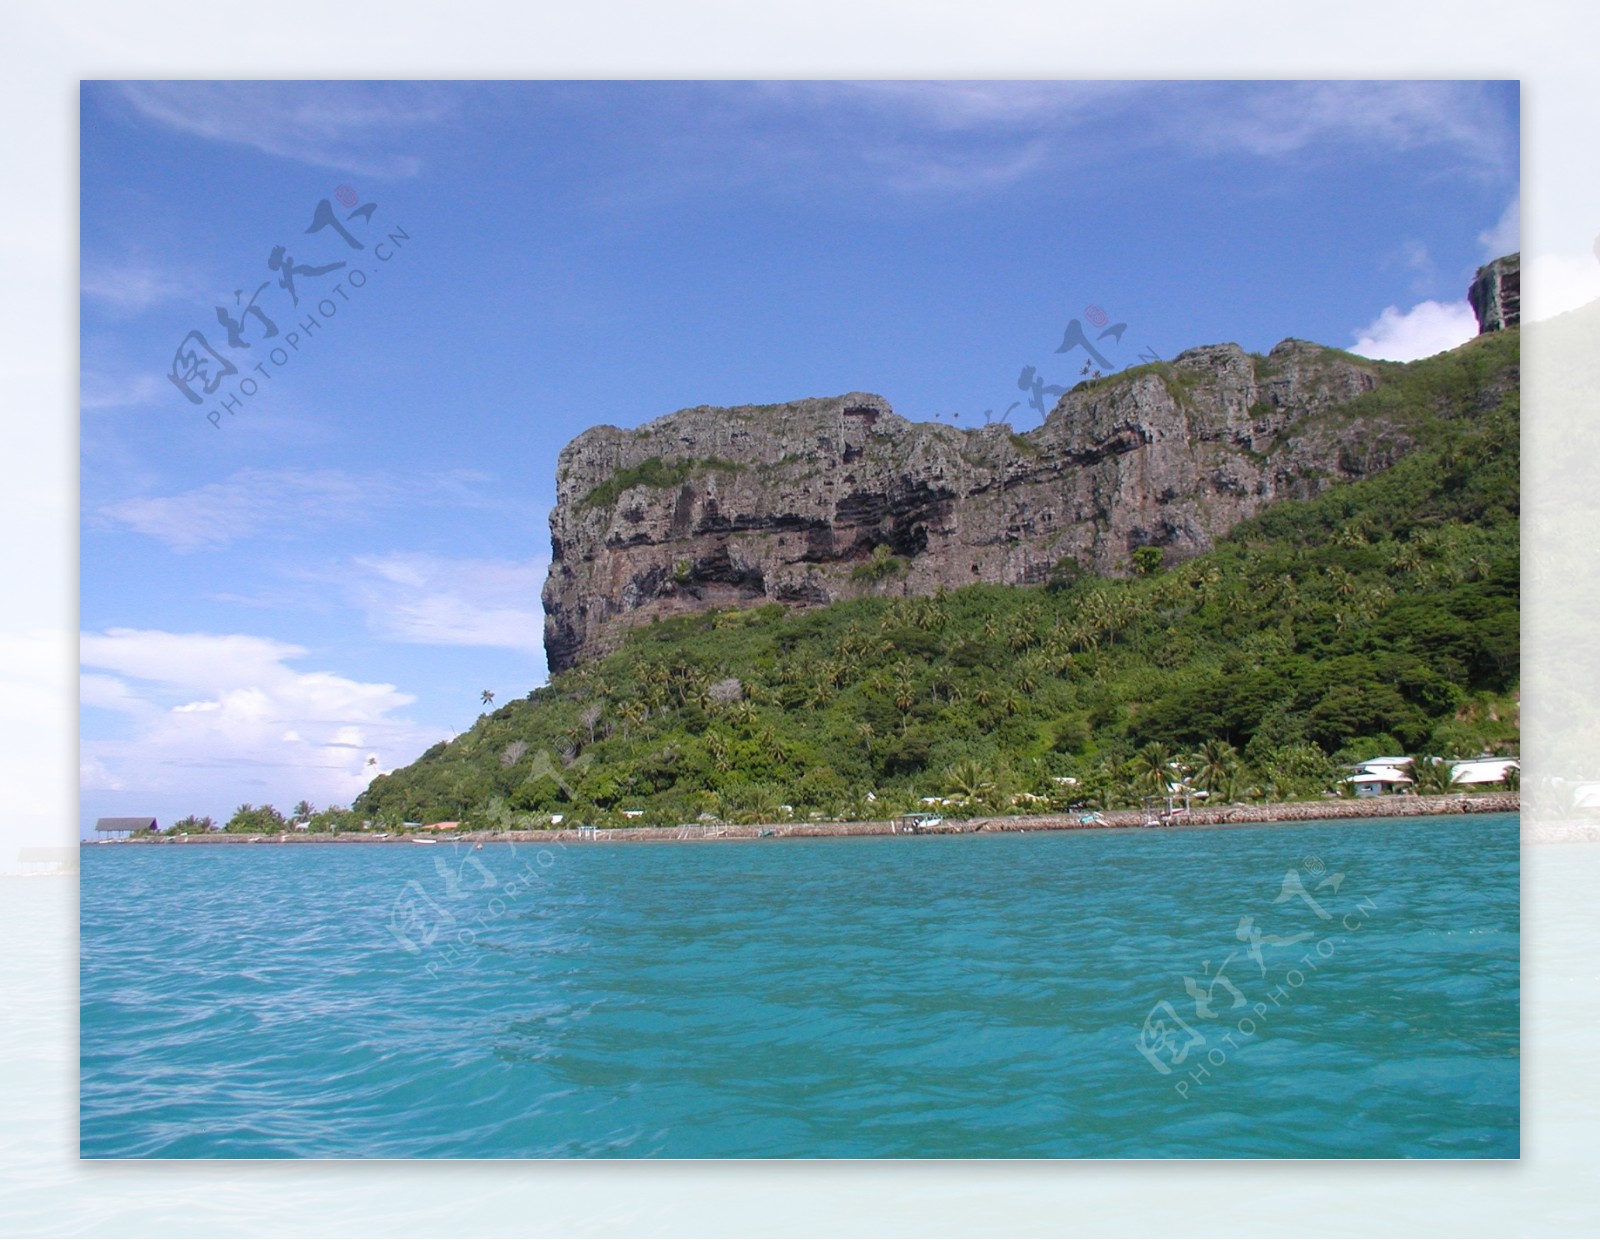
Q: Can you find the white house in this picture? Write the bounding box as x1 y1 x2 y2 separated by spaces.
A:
1344 757 1414 797
1449 757 1519 786
1343 755 1517 797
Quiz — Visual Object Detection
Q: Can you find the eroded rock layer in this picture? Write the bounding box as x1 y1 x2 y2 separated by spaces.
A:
541 338 1418 671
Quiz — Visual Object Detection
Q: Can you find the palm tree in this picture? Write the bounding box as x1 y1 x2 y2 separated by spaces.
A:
1133 741 1175 796
892 675 918 730
480 689 495 706
1193 740 1240 800
944 758 996 804
620 700 649 736
1408 756 1463 795
292 799 315 821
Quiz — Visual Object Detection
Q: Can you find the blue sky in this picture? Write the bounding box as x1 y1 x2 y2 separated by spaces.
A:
79 79 1520 832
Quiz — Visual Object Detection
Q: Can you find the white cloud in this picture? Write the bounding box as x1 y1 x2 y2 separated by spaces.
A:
1179 81 1513 173
112 81 453 178
1349 299 1479 362
791 81 1135 131
98 468 385 551
79 628 441 816
1480 195 1520 260
96 467 498 552
80 370 172 411
79 671 151 716
711 80 1515 199
342 553 549 655
81 257 205 315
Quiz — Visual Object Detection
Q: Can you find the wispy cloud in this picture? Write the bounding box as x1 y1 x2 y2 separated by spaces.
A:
1382 239 1440 298
79 627 442 810
110 81 455 178
80 369 169 411
1479 194 1520 260
95 466 499 551
681 80 1518 200
1169 81 1514 174
338 552 549 655
97 468 390 551
1349 299 1478 362
81 255 209 315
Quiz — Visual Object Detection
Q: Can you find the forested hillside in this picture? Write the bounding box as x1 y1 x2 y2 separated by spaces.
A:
355 329 1518 829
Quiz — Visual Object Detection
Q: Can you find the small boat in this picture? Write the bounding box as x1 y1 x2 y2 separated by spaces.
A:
411 837 437 845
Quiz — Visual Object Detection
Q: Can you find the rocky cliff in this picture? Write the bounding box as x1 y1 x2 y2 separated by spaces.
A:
540 337 1430 671
1469 252 1520 334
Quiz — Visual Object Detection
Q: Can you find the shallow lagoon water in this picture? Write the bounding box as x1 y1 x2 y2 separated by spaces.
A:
80 813 1518 1158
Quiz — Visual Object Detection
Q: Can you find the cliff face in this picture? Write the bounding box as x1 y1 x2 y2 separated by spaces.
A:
1469 253 1521 334
542 339 1404 671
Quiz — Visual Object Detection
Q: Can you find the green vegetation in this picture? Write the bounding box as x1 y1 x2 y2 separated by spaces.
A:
576 455 743 512
1131 546 1165 576
357 332 1519 829
218 803 370 833
850 544 908 584
224 803 287 833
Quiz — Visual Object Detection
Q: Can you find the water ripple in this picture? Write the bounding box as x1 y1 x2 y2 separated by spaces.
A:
81 815 1519 1157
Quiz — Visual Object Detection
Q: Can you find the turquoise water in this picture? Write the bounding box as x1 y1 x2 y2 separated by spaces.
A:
79 814 1518 1158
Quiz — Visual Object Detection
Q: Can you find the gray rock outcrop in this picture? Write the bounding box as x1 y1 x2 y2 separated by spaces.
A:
1469 252 1520 333
542 339 1398 671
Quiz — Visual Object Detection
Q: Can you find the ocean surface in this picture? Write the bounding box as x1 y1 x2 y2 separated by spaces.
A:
79 813 1519 1158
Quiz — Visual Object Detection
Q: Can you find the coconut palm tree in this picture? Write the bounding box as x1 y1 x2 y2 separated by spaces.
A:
1133 741 1176 796
480 689 495 706
944 758 996 804
1407 756 1463 795
1194 740 1240 799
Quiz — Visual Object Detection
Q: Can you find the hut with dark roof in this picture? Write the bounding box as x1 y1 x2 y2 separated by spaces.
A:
93 816 157 839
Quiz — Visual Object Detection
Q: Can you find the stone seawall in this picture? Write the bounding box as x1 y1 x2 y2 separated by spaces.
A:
101 794 1516 846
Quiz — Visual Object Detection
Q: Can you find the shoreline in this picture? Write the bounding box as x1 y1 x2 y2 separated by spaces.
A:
88 792 1519 846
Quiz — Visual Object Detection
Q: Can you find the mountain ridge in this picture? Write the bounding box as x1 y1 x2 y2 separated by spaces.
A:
542 332 1507 672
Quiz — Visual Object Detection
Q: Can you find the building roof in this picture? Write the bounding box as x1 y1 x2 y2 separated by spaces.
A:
1450 758 1518 785
94 816 156 833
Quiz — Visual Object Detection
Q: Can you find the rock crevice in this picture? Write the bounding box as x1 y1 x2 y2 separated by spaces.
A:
541 339 1401 671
